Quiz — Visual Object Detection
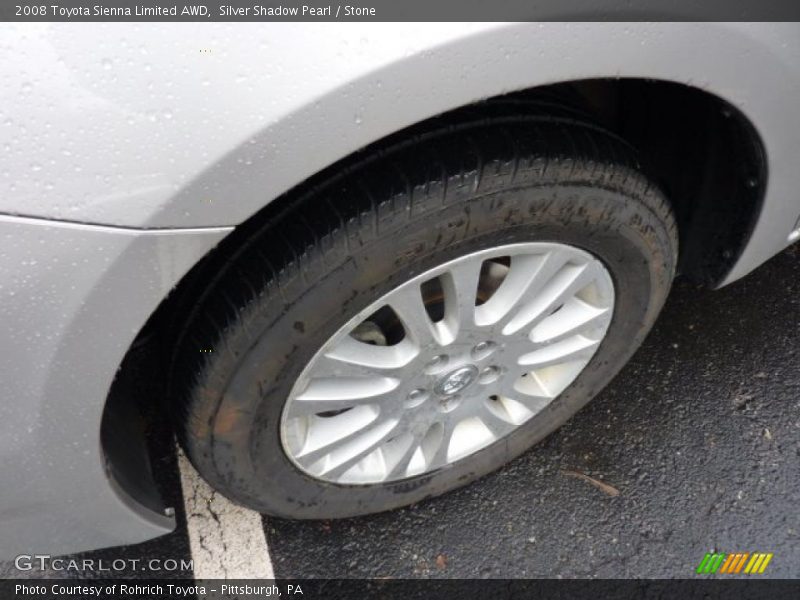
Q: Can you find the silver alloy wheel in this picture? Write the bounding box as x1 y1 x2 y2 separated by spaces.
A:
280 242 615 485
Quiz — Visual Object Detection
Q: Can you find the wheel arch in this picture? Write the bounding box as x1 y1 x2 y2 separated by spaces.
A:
101 75 768 516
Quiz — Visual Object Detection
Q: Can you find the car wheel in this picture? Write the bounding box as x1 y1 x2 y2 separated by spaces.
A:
171 116 678 518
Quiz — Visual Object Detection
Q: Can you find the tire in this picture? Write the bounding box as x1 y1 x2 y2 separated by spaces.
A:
171 116 678 518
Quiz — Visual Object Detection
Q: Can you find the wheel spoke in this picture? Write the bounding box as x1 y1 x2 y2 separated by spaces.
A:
476 251 569 327
479 401 518 438
501 260 600 335
503 392 553 423
530 297 611 345
387 285 439 347
385 434 422 480
428 420 457 470
295 411 398 468
289 375 400 415
440 259 484 337
497 367 554 407
518 336 601 370
319 421 402 481
312 336 418 379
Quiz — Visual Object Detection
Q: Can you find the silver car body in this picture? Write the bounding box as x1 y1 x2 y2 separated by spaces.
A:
1 22 799 558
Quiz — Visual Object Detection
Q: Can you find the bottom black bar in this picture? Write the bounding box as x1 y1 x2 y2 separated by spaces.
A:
3 578 799 599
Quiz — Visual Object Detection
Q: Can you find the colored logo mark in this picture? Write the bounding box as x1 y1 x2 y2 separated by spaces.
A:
696 552 773 575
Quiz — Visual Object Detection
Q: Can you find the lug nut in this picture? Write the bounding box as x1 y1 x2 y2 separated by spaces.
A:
404 388 429 408
471 341 497 360
479 366 501 385
425 354 449 373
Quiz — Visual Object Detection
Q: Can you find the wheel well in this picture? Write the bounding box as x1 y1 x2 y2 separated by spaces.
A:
101 77 766 510
567 79 766 285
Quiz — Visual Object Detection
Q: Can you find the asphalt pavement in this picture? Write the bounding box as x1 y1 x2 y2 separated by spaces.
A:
4 243 799 580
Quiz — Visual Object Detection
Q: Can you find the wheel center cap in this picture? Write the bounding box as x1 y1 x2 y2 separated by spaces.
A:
435 365 479 396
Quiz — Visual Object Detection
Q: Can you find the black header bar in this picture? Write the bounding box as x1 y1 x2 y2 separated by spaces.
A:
3 0 800 22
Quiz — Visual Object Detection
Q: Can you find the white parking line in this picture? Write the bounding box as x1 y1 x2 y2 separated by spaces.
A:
177 449 274 579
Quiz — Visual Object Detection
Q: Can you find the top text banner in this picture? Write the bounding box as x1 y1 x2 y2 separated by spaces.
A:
3 0 800 22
